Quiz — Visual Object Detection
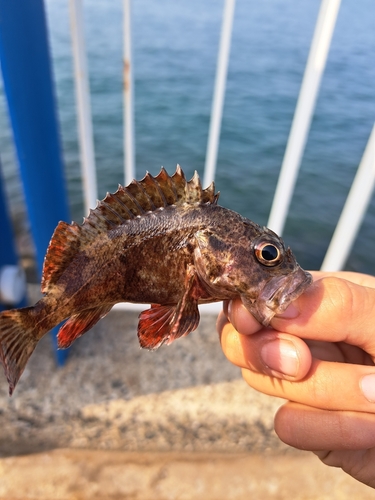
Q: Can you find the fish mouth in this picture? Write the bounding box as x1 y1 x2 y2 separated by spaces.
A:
242 268 312 327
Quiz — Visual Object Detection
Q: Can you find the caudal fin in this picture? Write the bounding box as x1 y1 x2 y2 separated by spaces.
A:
0 308 39 395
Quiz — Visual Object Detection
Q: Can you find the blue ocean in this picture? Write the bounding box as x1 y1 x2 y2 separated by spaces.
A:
0 0 374 273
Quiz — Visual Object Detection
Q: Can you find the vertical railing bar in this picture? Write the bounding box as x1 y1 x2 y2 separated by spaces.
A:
267 0 341 235
321 124 375 272
123 0 135 184
203 0 236 188
69 0 97 213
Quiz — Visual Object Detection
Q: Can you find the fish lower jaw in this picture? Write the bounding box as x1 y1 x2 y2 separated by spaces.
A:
264 273 312 318
241 270 312 327
275 271 312 309
240 296 274 327
245 297 291 327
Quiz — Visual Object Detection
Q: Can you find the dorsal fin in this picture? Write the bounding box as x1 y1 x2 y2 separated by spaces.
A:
41 166 219 293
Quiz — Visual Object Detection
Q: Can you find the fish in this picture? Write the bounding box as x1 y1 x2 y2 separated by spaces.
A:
0 166 312 395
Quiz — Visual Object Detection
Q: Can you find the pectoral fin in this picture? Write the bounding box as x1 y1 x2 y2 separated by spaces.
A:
137 304 176 349
57 304 113 349
137 270 201 349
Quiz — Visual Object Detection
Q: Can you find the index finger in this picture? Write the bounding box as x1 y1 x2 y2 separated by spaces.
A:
271 276 375 356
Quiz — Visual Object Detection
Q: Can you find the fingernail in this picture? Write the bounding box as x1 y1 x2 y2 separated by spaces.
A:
261 339 299 377
360 374 375 403
227 300 233 316
227 300 243 332
276 303 299 319
227 301 236 328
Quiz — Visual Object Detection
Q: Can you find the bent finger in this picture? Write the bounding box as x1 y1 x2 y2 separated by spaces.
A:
271 277 375 356
218 317 312 381
241 359 375 413
275 401 375 450
224 298 263 336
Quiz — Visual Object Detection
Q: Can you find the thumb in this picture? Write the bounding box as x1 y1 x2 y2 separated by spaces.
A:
271 276 375 357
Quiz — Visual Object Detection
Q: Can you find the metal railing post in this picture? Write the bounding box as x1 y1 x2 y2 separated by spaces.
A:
123 0 135 184
321 124 375 271
69 0 98 213
0 0 71 363
267 0 341 235
203 0 236 187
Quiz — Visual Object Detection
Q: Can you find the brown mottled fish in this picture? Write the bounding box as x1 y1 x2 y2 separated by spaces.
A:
0 166 311 395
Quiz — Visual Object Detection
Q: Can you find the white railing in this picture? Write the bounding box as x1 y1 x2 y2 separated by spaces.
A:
203 0 236 188
68 0 374 288
122 0 135 185
267 0 342 236
321 124 375 272
69 0 97 214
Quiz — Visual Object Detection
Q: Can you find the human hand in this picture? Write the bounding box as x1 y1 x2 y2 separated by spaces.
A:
217 271 375 488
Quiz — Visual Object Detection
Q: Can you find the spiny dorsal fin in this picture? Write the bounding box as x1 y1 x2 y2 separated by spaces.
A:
41 221 81 293
41 166 219 292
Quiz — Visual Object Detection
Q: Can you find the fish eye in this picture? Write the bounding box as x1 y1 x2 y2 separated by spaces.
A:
254 242 282 267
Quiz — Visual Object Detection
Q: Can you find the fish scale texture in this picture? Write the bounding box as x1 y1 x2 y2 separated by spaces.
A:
0 167 311 395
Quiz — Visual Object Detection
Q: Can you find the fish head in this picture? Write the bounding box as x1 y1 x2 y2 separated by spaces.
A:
194 223 312 326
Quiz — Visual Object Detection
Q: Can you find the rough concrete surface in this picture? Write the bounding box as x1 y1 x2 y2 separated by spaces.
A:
1 449 373 500
0 288 373 498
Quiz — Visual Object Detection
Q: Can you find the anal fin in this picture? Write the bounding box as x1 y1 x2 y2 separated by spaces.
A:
137 269 202 349
57 304 113 349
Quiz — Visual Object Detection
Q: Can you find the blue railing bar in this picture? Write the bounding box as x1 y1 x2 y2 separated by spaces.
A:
69 0 98 213
203 0 236 187
0 0 71 364
267 0 341 236
123 0 135 184
321 124 375 272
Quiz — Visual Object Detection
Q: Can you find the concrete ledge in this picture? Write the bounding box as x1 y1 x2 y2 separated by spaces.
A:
0 448 372 500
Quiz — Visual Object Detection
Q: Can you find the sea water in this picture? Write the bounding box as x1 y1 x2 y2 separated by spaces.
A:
0 0 374 273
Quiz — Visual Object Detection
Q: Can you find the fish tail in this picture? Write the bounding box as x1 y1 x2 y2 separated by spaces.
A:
0 307 40 396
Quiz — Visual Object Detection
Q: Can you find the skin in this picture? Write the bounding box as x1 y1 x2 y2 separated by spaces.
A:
217 271 375 489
